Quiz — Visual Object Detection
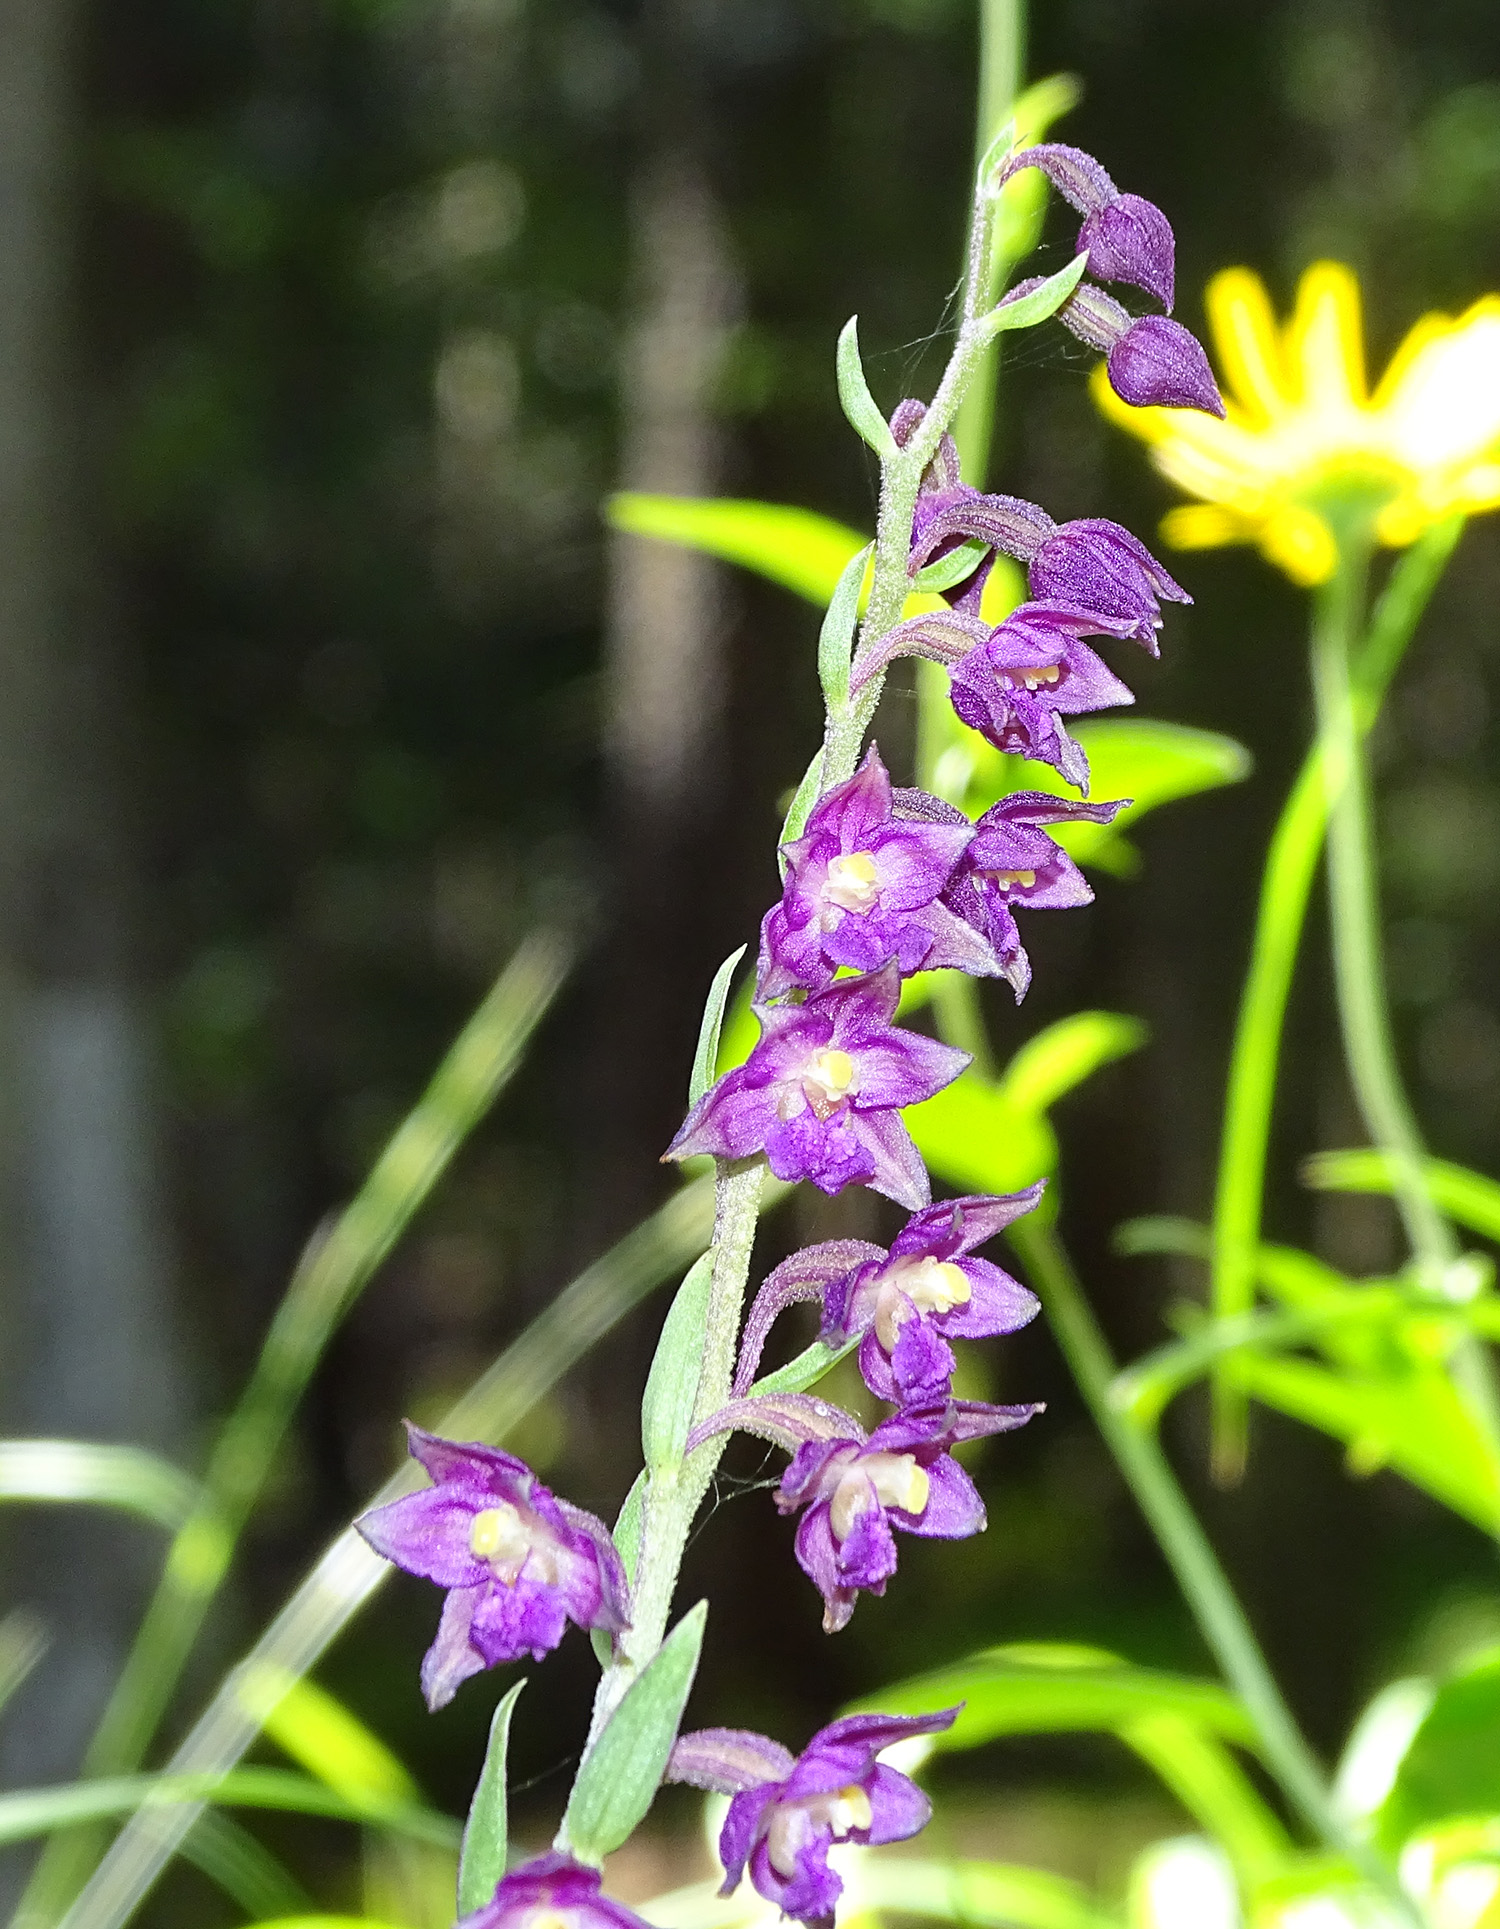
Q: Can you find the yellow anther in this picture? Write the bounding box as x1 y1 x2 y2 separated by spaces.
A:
1022 663 1063 690
904 1258 971 1315
803 1048 858 1117
825 850 881 913
988 869 1036 890
827 1785 874 1836
469 1503 526 1563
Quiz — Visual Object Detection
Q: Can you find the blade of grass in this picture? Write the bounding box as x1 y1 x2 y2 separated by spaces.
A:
21 928 571 1929
0 1443 198 1532
60 1170 789 1929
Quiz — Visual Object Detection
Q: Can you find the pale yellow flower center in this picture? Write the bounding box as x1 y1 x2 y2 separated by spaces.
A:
797 1047 858 1121
986 868 1036 890
468 1501 555 1586
765 1785 875 1879
828 1451 929 1541
824 850 881 913
873 1258 972 1350
1005 662 1062 692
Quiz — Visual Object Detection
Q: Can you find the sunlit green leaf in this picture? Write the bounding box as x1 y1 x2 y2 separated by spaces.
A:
1003 1011 1148 1118
979 252 1088 337
563 1602 707 1861
607 493 865 607
962 721 1252 877
0 1441 199 1531
457 1678 525 1917
1334 1678 1435 1824
849 1856 1123 1929
238 1667 415 1804
1303 1149 1500 1245
641 1253 715 1474
1378 1647 1500 1850
907 1070 1057 1196
750 1332 863 1398
852 1643 1257 1749
817 544 870 714
1121 1713 1292 1880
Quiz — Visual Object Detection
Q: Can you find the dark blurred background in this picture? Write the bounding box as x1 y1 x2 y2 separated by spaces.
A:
2 0 1500 1917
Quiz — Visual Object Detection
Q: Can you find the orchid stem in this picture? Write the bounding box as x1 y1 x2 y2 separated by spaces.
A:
1208 518 1464 1481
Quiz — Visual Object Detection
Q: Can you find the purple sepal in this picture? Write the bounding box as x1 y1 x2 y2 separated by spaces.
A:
1026 521 1189 651
1107 316 1224 416
944 792 1127 998
355 1424 629 1710
669 1727 798 1793
734 1239 886 1396
664 964 970 1211
778 1394 1037 1631
686 1391 865 1459
759 745 995 997
815 1190 1044 1401
710 1709 959 1929
1078 193 1176 311
456 1851 653 1929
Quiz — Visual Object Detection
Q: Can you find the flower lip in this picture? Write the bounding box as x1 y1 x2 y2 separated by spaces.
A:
455 1851 654 1929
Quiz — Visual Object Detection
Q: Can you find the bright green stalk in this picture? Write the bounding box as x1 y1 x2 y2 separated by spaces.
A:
1208 518 1463 1480
953 0 1025 487
1008 1218 1420 1924
1311 536 1456 1281
23 929 572 1929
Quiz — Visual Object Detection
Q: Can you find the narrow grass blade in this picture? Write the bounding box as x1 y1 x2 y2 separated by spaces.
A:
0 1443 198 1531
457 1679 525 1916
1303 1149 1500 1245
0 1611 48 1720
177 1812 312 1920
64 1172 788 1929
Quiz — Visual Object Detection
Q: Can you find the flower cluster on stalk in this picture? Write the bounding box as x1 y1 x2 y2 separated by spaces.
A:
355 138 1222 1929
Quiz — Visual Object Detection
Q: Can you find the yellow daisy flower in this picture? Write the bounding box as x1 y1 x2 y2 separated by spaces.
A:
1093 260 1500 585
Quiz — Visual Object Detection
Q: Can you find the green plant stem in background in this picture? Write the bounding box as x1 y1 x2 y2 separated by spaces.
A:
1208 518 1464 1481
23 930 572 1929
952 0 1024 488
1007 1217 1420 1924
1311 539 1456 1284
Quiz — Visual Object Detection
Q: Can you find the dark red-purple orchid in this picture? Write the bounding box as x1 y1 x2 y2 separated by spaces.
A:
758 745 996 998
356 1426 629 1709
456 1853 652 1929
734 1190 1043 1404
944 790 1128 998
998 141 1176 311
668 1710 958 1929
664 962 969 1209
1039 278 1223 417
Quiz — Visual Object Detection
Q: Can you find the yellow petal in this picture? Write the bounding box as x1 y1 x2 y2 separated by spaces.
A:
1259 504 1338 584
1205 268 1291 425
1376 299 1500 474
1288 262 1367 410
1159 504 1250 550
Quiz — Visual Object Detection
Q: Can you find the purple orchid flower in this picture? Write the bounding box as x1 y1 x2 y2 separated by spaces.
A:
997 142 1176 311
944 791 1128 998
733 1190 1043 1403
1039 278 1223 417
758 745 996 997
456 1852 653 1929
667 1709 959 1929
777 1396 1039 1630
664 962 969 1210
355 1425 629 1709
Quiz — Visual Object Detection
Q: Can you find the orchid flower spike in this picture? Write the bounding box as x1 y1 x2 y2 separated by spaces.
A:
356 1425 629 1709
668 1709 960 1929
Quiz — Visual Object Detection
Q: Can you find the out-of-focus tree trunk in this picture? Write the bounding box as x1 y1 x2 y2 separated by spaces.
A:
0 0 186 1819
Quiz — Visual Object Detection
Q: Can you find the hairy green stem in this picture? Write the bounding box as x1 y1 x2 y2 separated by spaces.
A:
1009 1217 1420 1921
1208 519 1463 1481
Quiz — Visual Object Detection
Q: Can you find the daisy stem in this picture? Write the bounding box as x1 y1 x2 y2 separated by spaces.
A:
1311 536 1458 1285
1208 518 1465 1482
1010 1215 1422 1920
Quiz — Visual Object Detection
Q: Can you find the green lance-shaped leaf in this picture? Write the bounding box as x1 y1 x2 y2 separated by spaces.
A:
562 1600 707 1862
1377 1646 1500 1851
640 1253 716 1474
1303 1148 1500 1246
852 1642 1257 1750
912 537 991 595
836 318 899 458
817 544 871 715
688 948 748 1108
592 1475 649 1666
777 750 825 859
0 1440 200 1531
749 1331 863 1399
457 1679 526 1917
606 494 866 607
977 252 1088 340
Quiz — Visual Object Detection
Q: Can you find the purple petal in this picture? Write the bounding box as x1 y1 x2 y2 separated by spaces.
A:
552 1498 632 1631
887 1318 956 1403
718 1787 771 1897
810 1707 961 1763
793 1504 860 1631
765 1108 878 1196
833 1494 901 1590
865 819 973 909
849 1107 932 1212
1079 193 1175 310
777 1828 845 1927
666 1066 779 1163
670 1727 797 1793
468 1571 570 1663
942 1255 1041 1337
403 1423 529 1493
1108 315 1224 415
355 1488 489 1589
850 1026 971 1111
903 1453 986 1540
865 1761 936 1844
420 1584 489 1711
